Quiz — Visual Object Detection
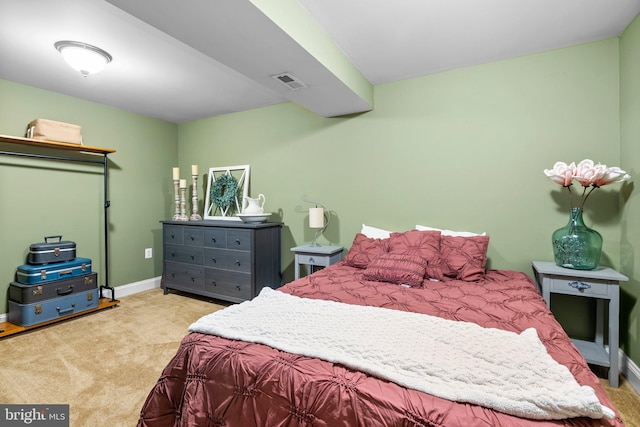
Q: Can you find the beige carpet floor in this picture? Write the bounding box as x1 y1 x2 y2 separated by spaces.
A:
1 288 639 426
0 289 227 426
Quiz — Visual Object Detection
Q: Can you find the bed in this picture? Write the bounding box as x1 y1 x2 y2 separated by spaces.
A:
138 228 624 427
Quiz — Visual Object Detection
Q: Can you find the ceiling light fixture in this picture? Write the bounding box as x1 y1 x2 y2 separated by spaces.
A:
54 40 112 77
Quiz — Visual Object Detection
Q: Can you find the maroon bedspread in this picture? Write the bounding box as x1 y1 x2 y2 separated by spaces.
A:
138 263 623 427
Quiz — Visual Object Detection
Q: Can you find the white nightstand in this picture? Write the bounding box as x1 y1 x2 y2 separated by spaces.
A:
291 245 344 280
532 260 628 387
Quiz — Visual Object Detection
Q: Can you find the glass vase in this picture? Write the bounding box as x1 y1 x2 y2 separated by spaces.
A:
552 207 602 270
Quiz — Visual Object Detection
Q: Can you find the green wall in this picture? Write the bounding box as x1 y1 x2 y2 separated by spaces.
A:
179 38 622 278
2 30 638 365
620 14 640 366
0 79 177 313
178 37 628 349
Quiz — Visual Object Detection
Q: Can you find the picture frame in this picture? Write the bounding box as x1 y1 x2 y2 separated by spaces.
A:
204 165 250 220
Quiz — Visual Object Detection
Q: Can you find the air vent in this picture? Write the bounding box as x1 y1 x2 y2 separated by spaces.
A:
272 73 307 91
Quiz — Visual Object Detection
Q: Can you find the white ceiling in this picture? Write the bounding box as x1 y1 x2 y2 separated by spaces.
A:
1 0 639 124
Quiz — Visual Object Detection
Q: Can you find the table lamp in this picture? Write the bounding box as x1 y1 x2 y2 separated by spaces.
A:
302 195 330 247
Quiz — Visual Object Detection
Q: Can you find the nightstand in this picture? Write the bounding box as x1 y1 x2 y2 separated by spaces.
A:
291 245 344 279
532 260 628 387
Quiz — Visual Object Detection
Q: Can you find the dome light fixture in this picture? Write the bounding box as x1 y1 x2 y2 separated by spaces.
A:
54 40 112 77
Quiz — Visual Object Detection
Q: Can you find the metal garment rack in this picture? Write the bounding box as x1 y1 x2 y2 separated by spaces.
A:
0 134 116 301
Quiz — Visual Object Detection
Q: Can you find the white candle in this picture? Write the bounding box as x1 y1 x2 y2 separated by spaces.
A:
172 167 179 180
309 207 325 229
179 179 187 189
191 164 198 175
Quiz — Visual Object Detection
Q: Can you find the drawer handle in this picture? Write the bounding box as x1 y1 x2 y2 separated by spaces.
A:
211 238 216 243
235 239 241 245
236 285 241 291
235 259 240 265
568 281 591 291
190 236 195 240
211 280 217 286
190 255 195 260
211 257 217 263
309 257 314 263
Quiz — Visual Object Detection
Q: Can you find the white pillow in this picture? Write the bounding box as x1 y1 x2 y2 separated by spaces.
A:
361 224 392 239
415 224 486 237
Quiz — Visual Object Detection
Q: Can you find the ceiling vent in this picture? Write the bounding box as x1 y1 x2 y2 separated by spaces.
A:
272 73 307 90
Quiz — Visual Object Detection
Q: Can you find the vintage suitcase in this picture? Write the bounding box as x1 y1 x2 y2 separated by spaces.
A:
9 272 97 304
16 257 92 285
26 118 83 145
28 235 76 265
7 288 98 327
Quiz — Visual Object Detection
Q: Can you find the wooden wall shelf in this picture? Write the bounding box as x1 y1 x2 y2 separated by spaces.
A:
0 134 116 154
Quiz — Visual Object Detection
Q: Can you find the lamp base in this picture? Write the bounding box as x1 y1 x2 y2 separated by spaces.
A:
310 230 322 247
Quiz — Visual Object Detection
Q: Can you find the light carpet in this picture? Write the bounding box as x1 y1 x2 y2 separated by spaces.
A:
0 289 227 426
1 288 639 426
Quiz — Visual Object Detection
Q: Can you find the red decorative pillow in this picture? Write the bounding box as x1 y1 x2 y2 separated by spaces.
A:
440 235 490 281
388 230 443 280
343 233 389 269
363 253 427 287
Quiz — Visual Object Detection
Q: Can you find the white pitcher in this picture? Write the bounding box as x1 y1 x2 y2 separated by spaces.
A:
242 194 265 214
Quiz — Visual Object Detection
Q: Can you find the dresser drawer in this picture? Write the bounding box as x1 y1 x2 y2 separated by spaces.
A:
549 277 613 298
183 227 204 246
164 262 205 291
163 225 184 244
226 229 251 250
164 244 203 265
204 228 226 248
204 248 251 273
205 269 252 300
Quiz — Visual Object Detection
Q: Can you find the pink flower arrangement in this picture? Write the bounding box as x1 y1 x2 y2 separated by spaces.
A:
543 159 630 208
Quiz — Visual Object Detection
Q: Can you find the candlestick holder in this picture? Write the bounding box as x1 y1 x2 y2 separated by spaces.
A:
178 186 189 221
172 179 181 220
190 174 202 221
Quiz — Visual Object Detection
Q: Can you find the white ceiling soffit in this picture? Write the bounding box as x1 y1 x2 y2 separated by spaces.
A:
297 0 640 85
2 1 640 123
104 0 373 118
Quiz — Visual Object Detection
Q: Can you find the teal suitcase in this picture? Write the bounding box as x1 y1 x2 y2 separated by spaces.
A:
15 257 92 285
7 288 99 326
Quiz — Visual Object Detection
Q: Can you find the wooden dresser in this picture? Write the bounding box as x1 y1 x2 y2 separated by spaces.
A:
161 220 282 303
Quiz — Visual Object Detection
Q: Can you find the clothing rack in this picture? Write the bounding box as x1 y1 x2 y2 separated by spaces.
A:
0 134 116 301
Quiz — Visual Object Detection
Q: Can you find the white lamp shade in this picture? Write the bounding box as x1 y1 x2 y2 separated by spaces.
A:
309 207 325 229
55 41 112 76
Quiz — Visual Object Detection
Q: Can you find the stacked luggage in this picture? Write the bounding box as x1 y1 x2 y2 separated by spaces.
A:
8 236 98 327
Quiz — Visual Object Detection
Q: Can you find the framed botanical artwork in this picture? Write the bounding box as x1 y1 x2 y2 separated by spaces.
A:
204 165 250 220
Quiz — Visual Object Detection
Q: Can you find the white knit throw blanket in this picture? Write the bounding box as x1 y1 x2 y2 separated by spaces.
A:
189 287 614 420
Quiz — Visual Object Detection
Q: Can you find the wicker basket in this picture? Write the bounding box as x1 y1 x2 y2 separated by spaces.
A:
27 119 82 145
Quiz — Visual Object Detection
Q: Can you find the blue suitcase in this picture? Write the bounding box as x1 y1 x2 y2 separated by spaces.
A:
16 257 92 285
9 272 98 303
7 288 99 326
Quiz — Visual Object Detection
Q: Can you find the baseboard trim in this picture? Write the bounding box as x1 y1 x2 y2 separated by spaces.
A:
99 276 162 300
619 348 640 393
0 276 162 324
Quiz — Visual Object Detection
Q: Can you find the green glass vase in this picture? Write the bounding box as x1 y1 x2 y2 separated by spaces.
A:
552 207 602 270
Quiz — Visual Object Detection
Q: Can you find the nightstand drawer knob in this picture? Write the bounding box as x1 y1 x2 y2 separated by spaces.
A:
568 281 591 291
